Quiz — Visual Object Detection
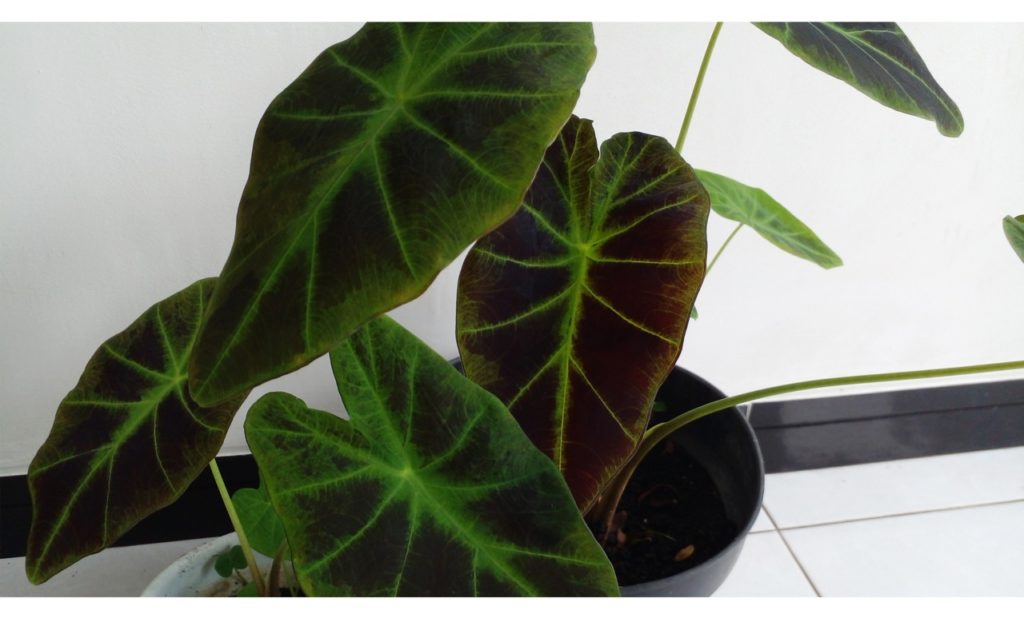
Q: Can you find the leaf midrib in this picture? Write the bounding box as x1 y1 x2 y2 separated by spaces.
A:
502 137 690 475
199 23 573 397
806 22 961 131
197 103 405 395
400 469 541 595
286 413 550 595
31 376 184 572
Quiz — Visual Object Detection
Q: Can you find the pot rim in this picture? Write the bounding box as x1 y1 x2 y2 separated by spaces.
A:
141 533 239 596
141 532 287 596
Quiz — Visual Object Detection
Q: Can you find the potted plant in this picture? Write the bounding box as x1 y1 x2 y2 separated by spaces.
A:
22 22 1024 597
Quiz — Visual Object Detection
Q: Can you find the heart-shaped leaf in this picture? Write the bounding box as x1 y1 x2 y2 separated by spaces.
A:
190 23 596 406
232 476 287 557
245 316 618 596
754 23 963 137
26 279 248 584
215 545 248 578
1005 215 1024 264
456 116 709 510
697 169 842 269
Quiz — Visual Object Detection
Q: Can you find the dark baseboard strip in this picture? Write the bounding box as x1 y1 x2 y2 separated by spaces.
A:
3 378 1023 559
750 379 1024 473
749 378 1024 429
1 454 259 560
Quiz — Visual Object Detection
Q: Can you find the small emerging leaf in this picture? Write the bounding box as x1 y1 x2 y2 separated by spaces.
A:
229 545 248 569
214 553 234 578
697 169 842 269
755 22 963 137
190 23 597 406
1004 215 1024 263
26 279 248 584
458 116 709 510
246 316 618 596
214 552 233 578
232 476 287 558
215 545 246 578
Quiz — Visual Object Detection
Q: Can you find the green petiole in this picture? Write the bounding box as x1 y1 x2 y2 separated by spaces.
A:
209 460 266 596
675 22 723 153
595 358 1024 536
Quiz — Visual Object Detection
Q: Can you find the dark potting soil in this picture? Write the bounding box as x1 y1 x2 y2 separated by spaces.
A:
595 439 739 586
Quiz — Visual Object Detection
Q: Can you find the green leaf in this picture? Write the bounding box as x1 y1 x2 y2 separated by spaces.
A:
456 116 709 510
237 582 259 597
229 545 248 570
696 169 842 269
215 545 247 578
26 279 248 584
232 476 287 557
190 23 596 406
215 551 235 578
245 316 618 596
1004 215 1024 263
754 22 963 137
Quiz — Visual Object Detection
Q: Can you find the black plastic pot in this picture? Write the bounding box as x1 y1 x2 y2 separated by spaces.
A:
451 359 763 596
618 367 765 597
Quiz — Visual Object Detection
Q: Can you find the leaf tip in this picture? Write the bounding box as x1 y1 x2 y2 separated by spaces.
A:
23 549 60 585
1003 214 1024 263
24 561 45 586
938 112 965 138
822 253 844 269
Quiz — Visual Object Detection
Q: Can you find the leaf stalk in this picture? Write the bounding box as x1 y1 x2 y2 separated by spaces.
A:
595 358 1024 538
268 539 289 597
706 222 744 275
209 460 267 596
675 22 723 153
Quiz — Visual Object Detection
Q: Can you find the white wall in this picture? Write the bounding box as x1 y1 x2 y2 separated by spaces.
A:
2 23 1023 475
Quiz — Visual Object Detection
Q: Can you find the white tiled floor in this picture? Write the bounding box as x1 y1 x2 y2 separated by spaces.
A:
712 531 816 597
715 446 1024 597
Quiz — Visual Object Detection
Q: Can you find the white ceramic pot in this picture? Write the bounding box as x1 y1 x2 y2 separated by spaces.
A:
142 533 286 597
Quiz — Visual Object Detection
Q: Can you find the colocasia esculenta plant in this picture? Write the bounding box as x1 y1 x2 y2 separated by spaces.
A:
26 23 1024 596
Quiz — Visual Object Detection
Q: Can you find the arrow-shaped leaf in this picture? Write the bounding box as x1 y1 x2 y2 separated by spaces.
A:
190 23 596 406
754 22 963 137
456 116 710 510
697 169 842 269
232 475 287 558
245 316 618 596
26 279 248 583
1005 215 1024 264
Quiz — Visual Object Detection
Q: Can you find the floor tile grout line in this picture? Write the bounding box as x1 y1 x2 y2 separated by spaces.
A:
773 497 1024 532
762 505 822 597
759 444 1024 478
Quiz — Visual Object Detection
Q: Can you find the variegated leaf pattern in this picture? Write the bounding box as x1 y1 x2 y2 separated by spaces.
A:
456 116 710 510
190 23 596 406
755 23 963 137
26 279 247 583
246 316 618 596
